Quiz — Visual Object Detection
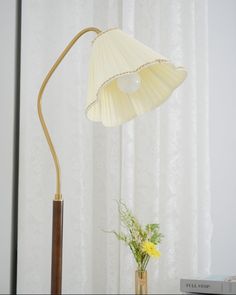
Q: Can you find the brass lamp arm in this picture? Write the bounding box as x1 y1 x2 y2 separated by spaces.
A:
37 27 101 200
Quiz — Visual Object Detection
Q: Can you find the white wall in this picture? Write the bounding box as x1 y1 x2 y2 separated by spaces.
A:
0 0 17 293
209 0 236 275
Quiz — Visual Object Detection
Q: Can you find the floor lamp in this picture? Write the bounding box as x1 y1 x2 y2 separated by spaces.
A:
37 27 187 294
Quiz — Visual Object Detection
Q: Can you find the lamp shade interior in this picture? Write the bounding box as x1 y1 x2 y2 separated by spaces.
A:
86 28 187 127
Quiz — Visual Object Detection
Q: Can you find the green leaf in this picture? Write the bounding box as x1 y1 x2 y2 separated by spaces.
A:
110 231 129 243
150 232 164 244
150 232 158 244
145 223 159 232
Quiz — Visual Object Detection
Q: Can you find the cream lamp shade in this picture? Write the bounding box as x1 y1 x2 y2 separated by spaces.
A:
86 28 187 127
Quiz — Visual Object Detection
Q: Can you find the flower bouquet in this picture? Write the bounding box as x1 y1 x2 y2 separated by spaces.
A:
108 201 163 294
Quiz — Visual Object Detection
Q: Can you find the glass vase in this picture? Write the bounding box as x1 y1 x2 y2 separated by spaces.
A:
135 270 148 294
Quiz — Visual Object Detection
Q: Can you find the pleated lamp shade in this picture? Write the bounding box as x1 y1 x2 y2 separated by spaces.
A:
86 28 187 127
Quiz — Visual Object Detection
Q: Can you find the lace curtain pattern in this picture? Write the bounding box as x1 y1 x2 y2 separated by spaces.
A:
18 0 211 293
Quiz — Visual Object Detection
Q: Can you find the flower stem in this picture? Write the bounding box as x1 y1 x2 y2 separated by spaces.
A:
140 254 150 271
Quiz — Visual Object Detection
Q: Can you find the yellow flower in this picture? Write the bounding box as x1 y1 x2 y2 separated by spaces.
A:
142 241 161 258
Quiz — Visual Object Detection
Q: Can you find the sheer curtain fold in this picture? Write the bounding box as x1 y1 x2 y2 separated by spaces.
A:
18 0 211 294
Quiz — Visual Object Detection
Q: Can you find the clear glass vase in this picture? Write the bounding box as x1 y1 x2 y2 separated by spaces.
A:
135 270 148 294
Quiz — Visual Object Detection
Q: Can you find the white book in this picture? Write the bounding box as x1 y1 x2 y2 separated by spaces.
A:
180 275 236 294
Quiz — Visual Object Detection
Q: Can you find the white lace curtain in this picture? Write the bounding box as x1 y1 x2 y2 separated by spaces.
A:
18 0 211 293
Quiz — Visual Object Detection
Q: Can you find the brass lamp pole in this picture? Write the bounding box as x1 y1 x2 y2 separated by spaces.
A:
37 27 101 295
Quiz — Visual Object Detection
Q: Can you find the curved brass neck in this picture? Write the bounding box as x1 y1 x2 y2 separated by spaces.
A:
37 27 101 200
